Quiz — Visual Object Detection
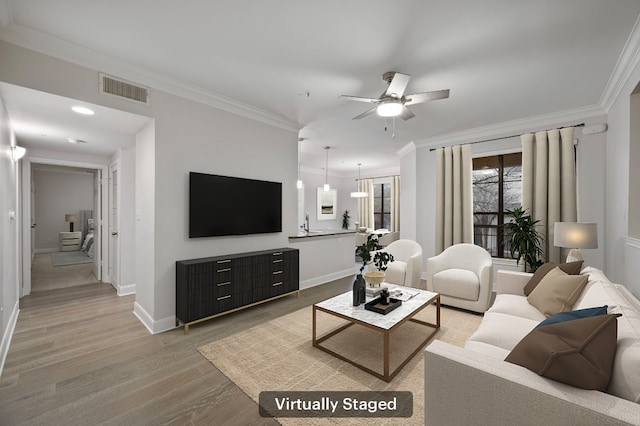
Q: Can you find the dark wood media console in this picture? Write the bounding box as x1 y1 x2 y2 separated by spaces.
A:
176 248 299 333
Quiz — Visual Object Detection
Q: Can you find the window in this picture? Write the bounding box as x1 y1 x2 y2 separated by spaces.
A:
472 153 522 257
373 182 391 230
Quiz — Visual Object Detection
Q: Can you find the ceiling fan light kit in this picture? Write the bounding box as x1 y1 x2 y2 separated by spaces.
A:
377 99 403 117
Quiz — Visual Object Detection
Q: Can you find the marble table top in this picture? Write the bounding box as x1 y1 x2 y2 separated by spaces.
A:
314 284 439 330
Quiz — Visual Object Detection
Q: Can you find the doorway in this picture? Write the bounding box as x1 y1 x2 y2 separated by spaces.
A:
21 158 109 296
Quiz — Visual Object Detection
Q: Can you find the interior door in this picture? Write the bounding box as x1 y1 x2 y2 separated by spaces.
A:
30 171 36 262
109 163 120 290
93 170 102 280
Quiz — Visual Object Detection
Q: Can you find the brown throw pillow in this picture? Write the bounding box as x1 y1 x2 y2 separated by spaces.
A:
524 260 584 296
527 267 588 316
505 314 620 390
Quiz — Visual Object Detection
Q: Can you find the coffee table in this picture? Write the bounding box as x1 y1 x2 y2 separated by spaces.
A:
312 284 440 382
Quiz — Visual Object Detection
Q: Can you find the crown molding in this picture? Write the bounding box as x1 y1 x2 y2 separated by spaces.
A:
601 14 640 112
0 23 302 133
397 142 416 158
415 104 605 150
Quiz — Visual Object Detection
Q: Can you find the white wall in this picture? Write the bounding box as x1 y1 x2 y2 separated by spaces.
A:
112 147 136 295
398 143 417 240
0 93 20 375
604 50 640 298
32 168 94 251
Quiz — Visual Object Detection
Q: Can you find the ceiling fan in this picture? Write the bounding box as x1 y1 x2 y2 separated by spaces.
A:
340 71 449 120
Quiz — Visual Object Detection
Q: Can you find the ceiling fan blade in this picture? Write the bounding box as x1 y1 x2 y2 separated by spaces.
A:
404 89 450 105
398 106 415 121
385 72 411 98
352 106 377 120
339 95 379 103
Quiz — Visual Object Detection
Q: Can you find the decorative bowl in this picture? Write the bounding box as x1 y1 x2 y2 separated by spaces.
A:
363 271 385 286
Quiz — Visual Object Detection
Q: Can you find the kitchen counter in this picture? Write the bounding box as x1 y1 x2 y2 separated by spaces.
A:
288 229 356 241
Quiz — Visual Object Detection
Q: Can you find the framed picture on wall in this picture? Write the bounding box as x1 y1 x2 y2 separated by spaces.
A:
317 188 337 221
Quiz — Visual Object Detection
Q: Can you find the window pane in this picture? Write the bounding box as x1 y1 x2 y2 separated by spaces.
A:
374 197 382 212
504 164 522 210
472 169 499 212
374 184 382 197
383 214 391 230
383 196 391 212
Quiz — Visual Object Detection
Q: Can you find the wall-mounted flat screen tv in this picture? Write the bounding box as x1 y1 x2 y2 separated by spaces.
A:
189 172 282 238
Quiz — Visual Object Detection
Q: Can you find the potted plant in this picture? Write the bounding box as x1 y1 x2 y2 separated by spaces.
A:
342 210 350 230
355 234 394 286
503 206 544 272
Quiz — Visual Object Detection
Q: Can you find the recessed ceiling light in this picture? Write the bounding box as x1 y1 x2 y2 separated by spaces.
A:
72 106 95 115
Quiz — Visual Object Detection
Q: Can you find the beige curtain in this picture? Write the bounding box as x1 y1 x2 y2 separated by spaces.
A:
435 145 473 253
521 127 576 263
357 178 374 229
390 175 400 232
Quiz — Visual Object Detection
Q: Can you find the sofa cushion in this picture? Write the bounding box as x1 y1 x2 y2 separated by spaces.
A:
523 260 583 296
432 269 480 301
607 305 640 403
573 280 638 312
466 312 539 351
488 294 547 322
527 267 588 316
505 314 620 391
535 305 608 328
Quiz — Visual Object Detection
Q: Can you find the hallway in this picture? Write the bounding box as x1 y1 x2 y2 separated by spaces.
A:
30 252 97 292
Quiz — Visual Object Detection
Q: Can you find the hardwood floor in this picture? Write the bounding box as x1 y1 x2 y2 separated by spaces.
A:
0 277 353 425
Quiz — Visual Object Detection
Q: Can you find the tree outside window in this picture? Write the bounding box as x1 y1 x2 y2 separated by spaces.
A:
472 153 522 257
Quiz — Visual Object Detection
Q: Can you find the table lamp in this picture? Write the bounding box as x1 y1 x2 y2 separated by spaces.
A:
553 222 597 262
65 214 78 232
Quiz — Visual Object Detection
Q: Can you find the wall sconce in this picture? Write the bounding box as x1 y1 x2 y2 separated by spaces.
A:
65 214 78 232
10 145 26 161
553 222 598 262
350 163 369 198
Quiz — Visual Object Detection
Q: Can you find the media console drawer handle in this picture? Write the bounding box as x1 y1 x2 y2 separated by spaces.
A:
217 268 231 273
273 282 283 287
273 271 283 275
273 259 283 263
217 282 231 287
217 295 232 301
272 252 283 256
217 259 231 264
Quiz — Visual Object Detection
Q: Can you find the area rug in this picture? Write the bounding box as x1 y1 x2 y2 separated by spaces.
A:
50 250 93 267
198 303 482 425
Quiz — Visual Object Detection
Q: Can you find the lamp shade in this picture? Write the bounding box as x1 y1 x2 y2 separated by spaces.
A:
553 222 598 249
65 214 78 223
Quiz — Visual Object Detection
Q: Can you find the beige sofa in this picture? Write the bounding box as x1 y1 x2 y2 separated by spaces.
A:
425 267 640 426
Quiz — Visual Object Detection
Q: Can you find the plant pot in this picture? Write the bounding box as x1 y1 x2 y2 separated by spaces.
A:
363 271 385 287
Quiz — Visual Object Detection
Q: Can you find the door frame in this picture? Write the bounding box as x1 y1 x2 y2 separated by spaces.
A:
20 156 110 296
108 160 120 292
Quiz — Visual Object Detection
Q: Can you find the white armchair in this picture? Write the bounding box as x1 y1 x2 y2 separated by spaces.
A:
426 243 493 313
372 239 423 288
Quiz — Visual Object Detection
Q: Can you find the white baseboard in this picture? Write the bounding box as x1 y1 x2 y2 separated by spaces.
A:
117 283 136 296
132 302 176 334
0 300 19 378
299 267 355 290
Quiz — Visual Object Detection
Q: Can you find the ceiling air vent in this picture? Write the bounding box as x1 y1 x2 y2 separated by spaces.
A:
99 73 149 105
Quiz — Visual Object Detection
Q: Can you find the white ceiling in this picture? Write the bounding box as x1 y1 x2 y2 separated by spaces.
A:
1 0 640 174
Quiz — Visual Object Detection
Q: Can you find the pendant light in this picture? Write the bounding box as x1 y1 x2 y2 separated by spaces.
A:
323 146 330 191
296 137 304 189
350 163 368 198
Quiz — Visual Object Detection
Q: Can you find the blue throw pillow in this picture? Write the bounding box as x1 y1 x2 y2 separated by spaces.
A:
535 305 608 328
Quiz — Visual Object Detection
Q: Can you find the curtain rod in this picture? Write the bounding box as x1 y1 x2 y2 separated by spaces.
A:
355 174 399 181
428 123 585 151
